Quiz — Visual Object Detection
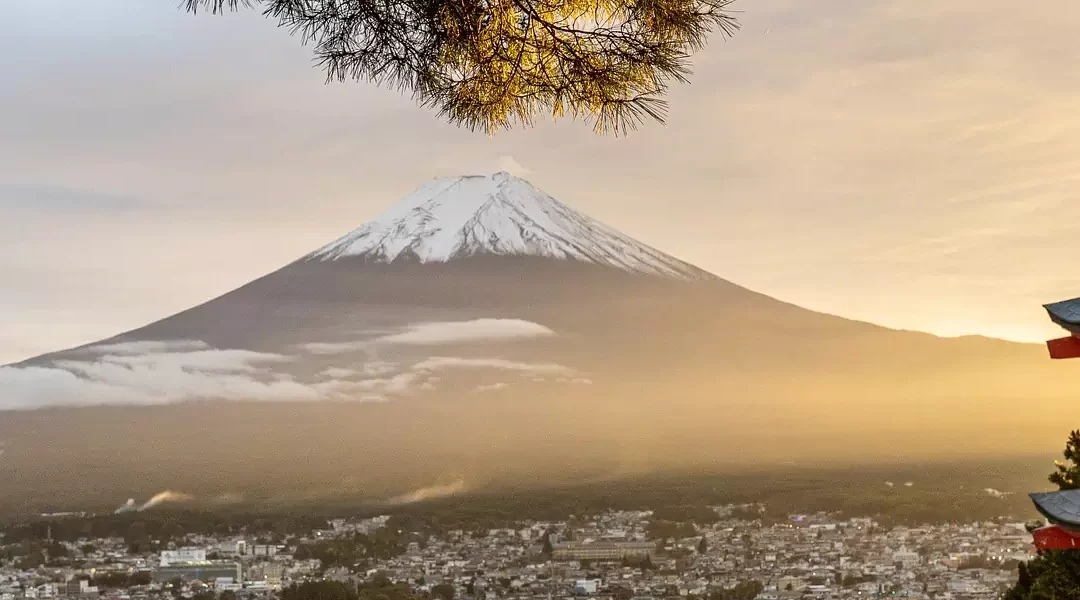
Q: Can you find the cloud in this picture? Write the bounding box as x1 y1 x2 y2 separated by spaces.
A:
2 327 581 409
81 340 211 355
386 479 467 505
305 319 557 354
0 341 388 410
317 372 422 396
302 341 371 355
65 349 291 373
413 356 574 376
377 319 555 345
475 382 509 393
319 362 398 379
321 367 359 379
362 361 398 376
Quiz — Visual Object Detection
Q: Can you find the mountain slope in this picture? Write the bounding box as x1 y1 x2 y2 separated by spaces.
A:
1 172 1076 514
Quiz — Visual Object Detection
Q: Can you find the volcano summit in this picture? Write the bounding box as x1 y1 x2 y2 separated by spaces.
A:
308 172 709 280
0 173 1073 513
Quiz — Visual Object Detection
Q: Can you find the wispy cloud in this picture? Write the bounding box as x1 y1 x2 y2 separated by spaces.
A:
81 340 211 355
302 341 371 355
377 319 555 345
318 372 422 396
64 349 291 373
319 362 399 380
413 356 574 375
303 319 557 355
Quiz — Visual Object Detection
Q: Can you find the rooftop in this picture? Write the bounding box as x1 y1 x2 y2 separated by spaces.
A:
1045 297 1080 327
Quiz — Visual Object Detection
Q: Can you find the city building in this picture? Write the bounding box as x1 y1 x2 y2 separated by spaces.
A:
552 541 655 561
152 561 241 583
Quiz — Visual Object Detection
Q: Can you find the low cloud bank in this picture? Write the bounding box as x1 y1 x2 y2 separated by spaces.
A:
1 324 582 409
0 346 320 410
0 342 358 409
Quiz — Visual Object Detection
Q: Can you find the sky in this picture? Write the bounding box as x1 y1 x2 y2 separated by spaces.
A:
3 0 1080 364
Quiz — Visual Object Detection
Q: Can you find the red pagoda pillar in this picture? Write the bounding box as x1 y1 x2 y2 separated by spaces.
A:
1028 298 1080 549
1045 298 1080 359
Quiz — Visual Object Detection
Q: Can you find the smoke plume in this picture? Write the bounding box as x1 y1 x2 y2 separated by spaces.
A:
386 479 466 505
138 490 194 511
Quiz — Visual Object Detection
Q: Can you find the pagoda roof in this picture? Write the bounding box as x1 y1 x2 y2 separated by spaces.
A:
1045 298 1080 330
1031 490 1080 528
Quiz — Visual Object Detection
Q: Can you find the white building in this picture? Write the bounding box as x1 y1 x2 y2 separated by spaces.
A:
250 545 278 558
893 546 920 569
160 548 206 566
215 578 241 592
573 580 601 594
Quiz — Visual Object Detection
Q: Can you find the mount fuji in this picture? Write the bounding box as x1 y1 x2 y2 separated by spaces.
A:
307 172 709 279
0 172 1074 513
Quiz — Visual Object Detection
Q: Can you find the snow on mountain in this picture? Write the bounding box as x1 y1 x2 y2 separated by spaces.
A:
307 172 711 280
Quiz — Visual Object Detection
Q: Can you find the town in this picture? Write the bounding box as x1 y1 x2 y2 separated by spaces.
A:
0 504 1033 600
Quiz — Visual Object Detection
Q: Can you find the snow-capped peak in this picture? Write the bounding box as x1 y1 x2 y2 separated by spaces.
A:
307 172 711 280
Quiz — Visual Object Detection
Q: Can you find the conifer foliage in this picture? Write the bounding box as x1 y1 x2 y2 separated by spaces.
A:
184 0 738 134
1049 430 1080 490
1005 430 1080 600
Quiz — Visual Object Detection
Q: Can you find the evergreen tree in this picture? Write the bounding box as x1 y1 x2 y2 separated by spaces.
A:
1004 430 1080 599
697 537 708 554
182 0 739 134
431 584 454 600
1051 430 1080 490
1017 562 1032 590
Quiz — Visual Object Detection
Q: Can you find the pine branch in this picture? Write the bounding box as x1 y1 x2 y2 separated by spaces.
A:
183 0 740 133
